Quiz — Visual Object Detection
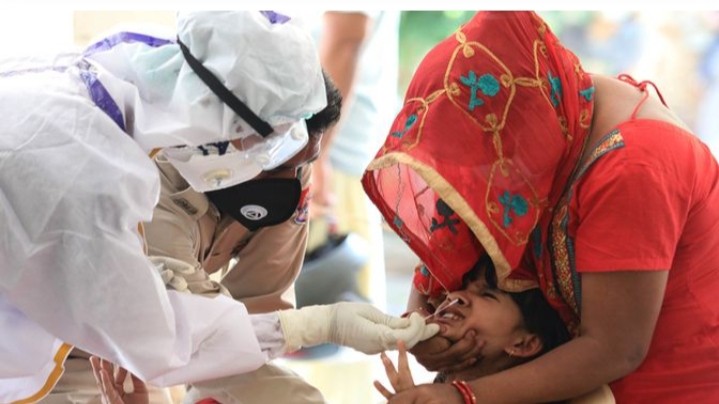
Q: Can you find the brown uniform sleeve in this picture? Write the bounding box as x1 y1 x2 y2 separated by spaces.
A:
144 159 230 297
220 165 312 313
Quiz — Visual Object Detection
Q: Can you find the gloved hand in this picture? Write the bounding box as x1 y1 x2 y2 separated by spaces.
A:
277 302 440 354
148 256 231 297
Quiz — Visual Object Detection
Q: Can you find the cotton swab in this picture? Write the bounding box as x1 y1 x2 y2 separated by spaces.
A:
424 298 460 321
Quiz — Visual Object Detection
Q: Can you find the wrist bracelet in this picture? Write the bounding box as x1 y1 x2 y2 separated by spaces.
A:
451 380 477 404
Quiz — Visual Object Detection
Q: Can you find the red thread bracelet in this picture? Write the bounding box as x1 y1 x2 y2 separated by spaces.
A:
451 380 477 404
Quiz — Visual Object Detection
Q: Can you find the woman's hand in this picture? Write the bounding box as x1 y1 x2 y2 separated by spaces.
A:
90 356 149 404
374 340 416 400
405 288 485 373
410 330 485 373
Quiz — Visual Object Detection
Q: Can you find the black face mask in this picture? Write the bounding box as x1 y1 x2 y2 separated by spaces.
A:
205 178 302 231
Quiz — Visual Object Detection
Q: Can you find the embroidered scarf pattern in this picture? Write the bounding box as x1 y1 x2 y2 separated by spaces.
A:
362 11 595 310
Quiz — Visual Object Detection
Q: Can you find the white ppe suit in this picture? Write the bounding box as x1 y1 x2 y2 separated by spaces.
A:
0 11 437 403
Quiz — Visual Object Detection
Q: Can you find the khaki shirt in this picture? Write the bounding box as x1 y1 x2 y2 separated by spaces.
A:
144 156 310 313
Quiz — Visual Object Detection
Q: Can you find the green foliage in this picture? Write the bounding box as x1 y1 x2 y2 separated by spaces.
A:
397 11 596 96
398 11 476 94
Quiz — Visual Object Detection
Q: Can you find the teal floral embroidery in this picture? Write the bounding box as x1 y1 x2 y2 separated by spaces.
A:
420 265 430 277
548 132 626 319
430 199 460 234
391 113 418 138
393 216 412 243
460 71 500 111
579 86 595 101
498 190 528 228
548 71 562 107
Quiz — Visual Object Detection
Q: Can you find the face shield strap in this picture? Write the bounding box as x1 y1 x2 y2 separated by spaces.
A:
177 37 274 138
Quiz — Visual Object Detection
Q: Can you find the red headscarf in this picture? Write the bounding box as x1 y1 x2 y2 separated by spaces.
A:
362 11 594 297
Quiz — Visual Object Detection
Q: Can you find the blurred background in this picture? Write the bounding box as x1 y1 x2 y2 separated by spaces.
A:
3 10 716 165
3 9 717 404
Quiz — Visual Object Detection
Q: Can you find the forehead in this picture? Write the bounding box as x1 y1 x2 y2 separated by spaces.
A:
466 279 520 315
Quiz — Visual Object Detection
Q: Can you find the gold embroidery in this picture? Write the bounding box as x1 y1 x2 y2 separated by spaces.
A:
455 29 467 44
559 117 570 140
579 109 592 129
462 44 475 58
370 19 597 300
547 130 626 330
550 203 579 319
485 159 542 246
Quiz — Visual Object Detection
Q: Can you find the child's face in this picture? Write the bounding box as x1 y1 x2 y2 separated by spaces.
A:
427 279 525 358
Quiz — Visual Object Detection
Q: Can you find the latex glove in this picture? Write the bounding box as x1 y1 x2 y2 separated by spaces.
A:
277 302 440 354
148 256 230 297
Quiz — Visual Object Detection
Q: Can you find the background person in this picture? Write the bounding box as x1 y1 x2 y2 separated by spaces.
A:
147 72 343 404
276 11 403 404
300 10 401 311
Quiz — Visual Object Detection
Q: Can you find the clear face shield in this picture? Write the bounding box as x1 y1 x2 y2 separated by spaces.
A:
162 120 309 192
163 37 311 193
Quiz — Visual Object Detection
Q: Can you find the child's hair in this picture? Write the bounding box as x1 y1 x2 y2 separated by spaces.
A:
462 255 570 357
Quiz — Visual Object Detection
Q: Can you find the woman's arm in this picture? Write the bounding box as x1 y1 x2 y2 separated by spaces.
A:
407 285 435 313
390 270 667 403
466 270 667 402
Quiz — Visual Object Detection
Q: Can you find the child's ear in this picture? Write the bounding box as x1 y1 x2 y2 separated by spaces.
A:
504 333 543 358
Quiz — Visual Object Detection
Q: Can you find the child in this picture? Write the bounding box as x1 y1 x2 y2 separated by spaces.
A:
375 256 614 403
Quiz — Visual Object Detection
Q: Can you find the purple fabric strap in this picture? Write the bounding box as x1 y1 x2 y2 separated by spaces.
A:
0 32 171 135
79 32 174 132
260 11 291 24
77 61 126 131
83 32 173 56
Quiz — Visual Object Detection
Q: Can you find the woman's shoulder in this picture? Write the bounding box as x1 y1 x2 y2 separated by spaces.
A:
591 74 693 140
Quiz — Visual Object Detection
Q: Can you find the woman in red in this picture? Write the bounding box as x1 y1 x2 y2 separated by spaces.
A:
363 11 719 403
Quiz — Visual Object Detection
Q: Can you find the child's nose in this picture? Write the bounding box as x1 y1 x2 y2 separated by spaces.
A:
445 291 469 307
